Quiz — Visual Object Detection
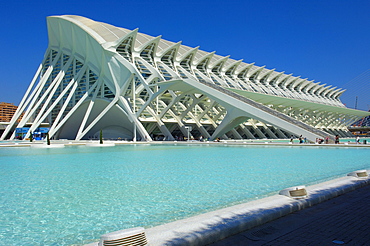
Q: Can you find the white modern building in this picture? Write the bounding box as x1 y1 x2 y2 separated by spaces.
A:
2 15 369 142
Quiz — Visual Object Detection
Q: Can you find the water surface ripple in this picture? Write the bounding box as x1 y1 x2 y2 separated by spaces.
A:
0 144 369 245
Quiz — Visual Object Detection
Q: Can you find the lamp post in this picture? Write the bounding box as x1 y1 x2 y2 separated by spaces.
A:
184 126 192 141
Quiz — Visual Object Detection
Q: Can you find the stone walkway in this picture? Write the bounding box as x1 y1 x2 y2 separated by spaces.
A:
209 183 370 246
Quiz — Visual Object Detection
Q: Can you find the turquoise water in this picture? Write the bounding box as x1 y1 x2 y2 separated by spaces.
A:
0 144 369 245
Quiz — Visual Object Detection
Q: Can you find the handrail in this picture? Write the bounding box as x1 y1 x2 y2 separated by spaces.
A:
198 80 335 141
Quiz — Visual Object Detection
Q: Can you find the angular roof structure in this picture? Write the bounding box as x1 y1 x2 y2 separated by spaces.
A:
2 15 369 142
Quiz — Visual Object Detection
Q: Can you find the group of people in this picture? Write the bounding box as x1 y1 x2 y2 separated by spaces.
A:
317 135 362 144
290 135 307 144
315 136 335 144
290 135 342 144
316 135 339 144
171 134 363 144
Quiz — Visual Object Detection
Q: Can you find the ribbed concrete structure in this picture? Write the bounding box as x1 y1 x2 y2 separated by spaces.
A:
2 15 369 141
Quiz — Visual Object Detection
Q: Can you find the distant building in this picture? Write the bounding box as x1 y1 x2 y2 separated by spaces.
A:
352 113 370 127
0 102 21 122
348 112 370 136
1 15 369 141
0 102 23 138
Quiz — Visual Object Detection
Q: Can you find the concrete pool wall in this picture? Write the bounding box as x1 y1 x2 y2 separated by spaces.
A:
85 171 370 246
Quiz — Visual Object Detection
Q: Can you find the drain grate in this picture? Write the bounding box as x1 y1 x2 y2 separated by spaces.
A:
244 226 279 241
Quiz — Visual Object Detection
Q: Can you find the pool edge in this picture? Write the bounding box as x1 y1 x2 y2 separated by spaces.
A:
143 174 370 246
84 174 369 246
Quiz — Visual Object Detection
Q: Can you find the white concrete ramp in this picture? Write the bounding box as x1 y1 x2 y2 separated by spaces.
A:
161 79 335 143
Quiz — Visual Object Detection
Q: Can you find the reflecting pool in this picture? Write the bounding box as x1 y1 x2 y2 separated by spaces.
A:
0 144 369 245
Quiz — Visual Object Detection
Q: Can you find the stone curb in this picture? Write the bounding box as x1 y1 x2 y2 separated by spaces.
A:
144 175 370 246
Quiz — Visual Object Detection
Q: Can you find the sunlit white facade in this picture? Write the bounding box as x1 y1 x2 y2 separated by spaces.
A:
2 15 369 142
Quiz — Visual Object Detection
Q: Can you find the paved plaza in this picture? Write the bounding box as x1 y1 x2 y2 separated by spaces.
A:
210 182 370 246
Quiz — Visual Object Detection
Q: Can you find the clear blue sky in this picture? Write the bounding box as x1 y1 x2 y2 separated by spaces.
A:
1 0 369 110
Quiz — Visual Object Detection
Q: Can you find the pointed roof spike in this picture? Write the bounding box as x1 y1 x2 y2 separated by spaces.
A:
156 41 182 58
176 46 199 62
106 28 139 50
223 59 243 71
135 35 162 53
193 51 216 66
